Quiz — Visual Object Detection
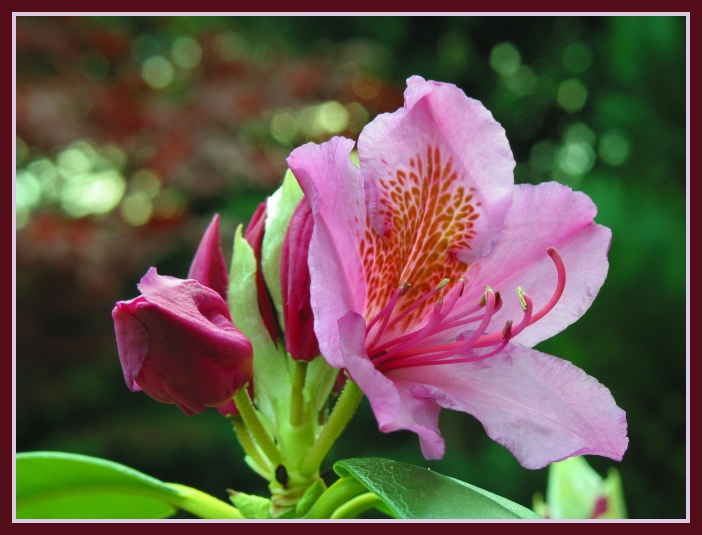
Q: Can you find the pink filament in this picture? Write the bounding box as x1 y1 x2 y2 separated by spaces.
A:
365 248 566 372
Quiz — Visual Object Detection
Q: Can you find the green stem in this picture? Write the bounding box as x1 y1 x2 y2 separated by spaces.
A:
231 416 271 476
330 492 386 519
299 379 363 476
302 477 367 519
289 360 308 426
168 483 245 519
234 387 281 466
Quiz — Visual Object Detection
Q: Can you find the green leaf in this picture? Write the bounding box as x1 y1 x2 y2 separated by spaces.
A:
15 451 244 520
334 457 540 519
16 451 180 519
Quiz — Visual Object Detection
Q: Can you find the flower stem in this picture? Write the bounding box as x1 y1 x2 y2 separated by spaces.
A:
330 492 387 519
289 360 308 426
231 415 271 477
168 483 246 519
299 379 363 476
234 386 281 466
302 477 367 519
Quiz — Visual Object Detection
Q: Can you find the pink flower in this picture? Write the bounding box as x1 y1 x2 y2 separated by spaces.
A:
287 76 628 469
113 215 253 415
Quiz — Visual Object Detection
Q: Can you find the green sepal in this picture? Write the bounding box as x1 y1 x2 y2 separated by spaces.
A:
228 490 272 519
261 168 303 331
229 224 293 430
539 456 627 519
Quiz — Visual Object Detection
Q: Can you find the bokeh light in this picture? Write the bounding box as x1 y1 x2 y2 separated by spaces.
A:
557 78 588 113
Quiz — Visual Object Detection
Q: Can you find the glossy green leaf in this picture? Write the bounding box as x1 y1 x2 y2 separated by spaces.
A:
16 451 180 519
334 457 540 519
15 451 244 519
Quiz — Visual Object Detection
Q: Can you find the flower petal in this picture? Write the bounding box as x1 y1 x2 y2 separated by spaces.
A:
338 311 445 459
465 182 612 347
112 298 149 391
187 214 229 301
389 343 628 469
287 137 367 367
358 76 515 265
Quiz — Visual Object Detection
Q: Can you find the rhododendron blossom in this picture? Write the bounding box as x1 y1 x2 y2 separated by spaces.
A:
287 76 628 469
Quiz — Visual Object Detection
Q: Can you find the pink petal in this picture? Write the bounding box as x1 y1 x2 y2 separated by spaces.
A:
358 76 515 265
287 138 368 368
389 343 628 469
112 298 149 391
187 214 229 301
464 182 612 348
338 311 445 459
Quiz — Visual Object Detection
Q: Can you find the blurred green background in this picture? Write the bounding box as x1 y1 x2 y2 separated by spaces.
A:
14 15 687 519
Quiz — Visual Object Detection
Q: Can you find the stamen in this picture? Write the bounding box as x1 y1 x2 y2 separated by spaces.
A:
379 319 513 372
365 284 408 350
376 288 498 368
383 278 449 332
372 297 445 366
366 248 566 374
528 247 566 325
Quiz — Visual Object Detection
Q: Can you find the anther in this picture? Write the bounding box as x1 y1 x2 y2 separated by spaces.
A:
517 287 527 312
435 278 450 291
479 285 493 307
502 320 513 339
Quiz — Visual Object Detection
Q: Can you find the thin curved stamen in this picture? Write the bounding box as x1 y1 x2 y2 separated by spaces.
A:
529 247 566 325
383 278 449 332
365 248 566 374
435 292 503 335
372 298 445 366
365 284 408 350
375 287 497 367
379 320 513 372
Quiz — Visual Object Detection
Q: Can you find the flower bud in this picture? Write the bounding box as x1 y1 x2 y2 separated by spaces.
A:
188 213 229 301
244 201 282 342
281 197 319 361
533 456 627 519
113 268 253 415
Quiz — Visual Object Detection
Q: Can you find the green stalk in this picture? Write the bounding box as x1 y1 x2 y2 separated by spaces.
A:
299 380 363 476
289 360 308 426
168 483 245 519
233 387 281 466
302 477 367 519
231 415 271 476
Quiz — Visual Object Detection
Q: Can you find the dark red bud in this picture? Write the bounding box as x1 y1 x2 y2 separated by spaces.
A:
281 197 319 361
244 202 283 342
187 214 229 301
113 269 253 415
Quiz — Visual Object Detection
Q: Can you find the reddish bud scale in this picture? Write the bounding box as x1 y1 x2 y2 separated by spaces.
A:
244 201 283 342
